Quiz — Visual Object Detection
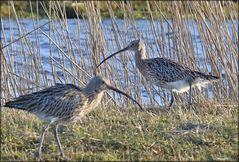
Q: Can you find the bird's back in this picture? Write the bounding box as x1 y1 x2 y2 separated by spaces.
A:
141 57 218 82
138 57 219 92
5 84 87 122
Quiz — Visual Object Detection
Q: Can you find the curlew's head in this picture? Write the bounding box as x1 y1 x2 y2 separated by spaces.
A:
126 39 145 51
95 39 145 70
84 75 110 93
84 75 143 110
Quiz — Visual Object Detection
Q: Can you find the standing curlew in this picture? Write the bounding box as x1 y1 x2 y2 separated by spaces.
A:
96 39 219 108
4 75 142 160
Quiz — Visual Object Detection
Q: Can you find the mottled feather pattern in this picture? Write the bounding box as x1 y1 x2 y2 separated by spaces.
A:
142 58 218 84
4 75 143 160
96 39 219 107
77 92 104 119
5 84 88 122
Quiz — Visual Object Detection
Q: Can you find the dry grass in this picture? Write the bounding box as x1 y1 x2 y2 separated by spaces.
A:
1 101 238 161
1 1 238 106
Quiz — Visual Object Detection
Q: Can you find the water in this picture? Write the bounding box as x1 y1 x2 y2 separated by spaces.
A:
1 18 238 105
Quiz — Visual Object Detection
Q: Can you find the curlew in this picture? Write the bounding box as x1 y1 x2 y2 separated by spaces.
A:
96 39 219 108
4 75 142 160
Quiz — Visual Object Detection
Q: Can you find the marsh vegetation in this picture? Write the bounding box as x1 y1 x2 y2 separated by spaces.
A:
1 1 238 161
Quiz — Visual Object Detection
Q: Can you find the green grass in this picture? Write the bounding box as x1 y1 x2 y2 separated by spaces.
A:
1 102 238 161
1 1 238 19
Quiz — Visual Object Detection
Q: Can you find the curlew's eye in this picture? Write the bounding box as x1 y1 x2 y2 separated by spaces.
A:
101 81 105 84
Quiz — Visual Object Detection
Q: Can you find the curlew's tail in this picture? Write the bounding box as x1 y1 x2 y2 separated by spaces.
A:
191 71 219 91
4 96 32 110
205 74 219 81
5 100 23 109
194 71 220 81
5 100 15 107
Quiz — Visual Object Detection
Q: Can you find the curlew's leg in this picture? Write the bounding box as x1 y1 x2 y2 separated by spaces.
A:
188 83 192 109
169 91 175 108
52 125 67 159
35 122 52 160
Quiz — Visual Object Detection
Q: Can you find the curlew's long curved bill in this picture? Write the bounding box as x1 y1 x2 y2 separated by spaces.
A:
106 84 143 111
96 47 129 69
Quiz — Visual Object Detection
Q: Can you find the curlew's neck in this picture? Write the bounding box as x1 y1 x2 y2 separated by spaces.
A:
135 44 147 67
78 87 104 119
83 84 102 96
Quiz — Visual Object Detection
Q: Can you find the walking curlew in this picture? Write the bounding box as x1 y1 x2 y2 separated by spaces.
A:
4 75 142 160
96 39 219 108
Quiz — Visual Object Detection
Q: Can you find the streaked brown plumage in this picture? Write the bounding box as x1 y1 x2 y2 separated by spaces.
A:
96 39 219 108
5 75 142 160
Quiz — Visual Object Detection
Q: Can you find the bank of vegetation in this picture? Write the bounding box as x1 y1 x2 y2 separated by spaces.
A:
1 1 238 19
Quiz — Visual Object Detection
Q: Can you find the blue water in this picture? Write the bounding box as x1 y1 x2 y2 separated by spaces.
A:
1 18 238 105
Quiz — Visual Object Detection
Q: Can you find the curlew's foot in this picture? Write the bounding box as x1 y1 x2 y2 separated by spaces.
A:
34 150 43 161
59 153 69 161
168 92 175 108
188 103 193 110
168 104 173 110
159 106 172 114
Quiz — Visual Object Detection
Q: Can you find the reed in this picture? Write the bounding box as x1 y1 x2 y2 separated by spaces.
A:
1 1 238 108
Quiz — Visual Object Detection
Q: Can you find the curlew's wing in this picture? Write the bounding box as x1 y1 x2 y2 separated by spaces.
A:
143 58 218 83
5 84 87 120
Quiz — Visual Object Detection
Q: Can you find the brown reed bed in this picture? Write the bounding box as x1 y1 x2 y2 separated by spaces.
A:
1 1 237 107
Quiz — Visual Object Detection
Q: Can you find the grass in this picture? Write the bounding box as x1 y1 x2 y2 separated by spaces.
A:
1 1 238 19
1 101 238 161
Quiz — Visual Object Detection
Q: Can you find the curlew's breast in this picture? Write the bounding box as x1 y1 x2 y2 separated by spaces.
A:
74 92 104 120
